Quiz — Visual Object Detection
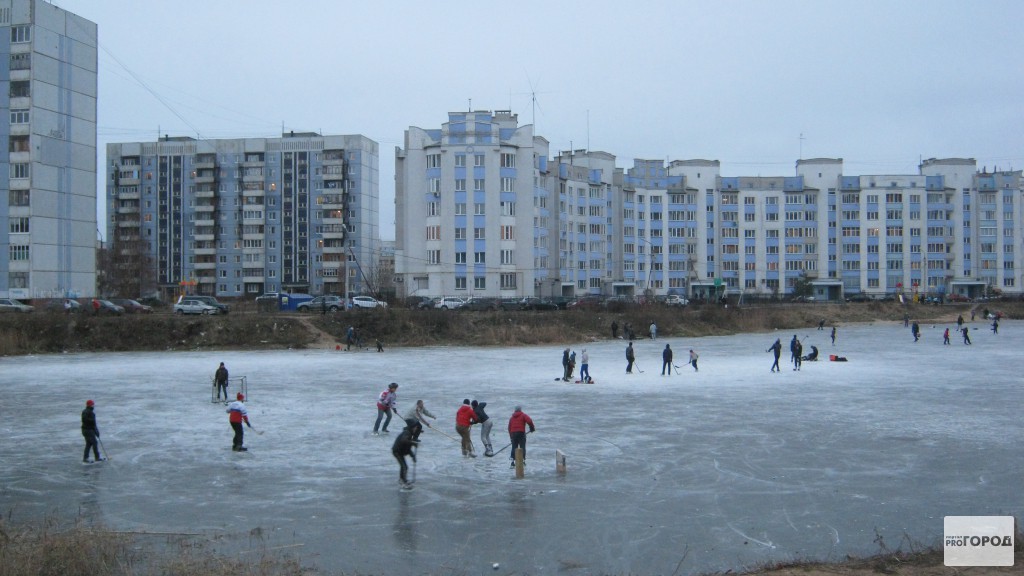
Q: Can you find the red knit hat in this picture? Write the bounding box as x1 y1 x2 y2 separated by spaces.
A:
86 399 95 407
236 392 244 401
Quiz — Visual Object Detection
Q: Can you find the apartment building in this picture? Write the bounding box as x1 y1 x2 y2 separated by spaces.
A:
395 110 547 299
397 111 1022 301
1 0 97 299
106 133 379 300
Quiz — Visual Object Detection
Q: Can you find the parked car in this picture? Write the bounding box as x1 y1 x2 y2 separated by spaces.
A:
844 293 872 303
433 297 465 310
519 297 559 311
95 299 125 315
188 295 230 314
462 297 500 311
567 296 602 310
664 295 690 307
173 298 220 315
498 298 522 311
111 298 153 314
404 296 434 310
297 295 344 312
45 299 82 313
947 294 971 303
0 298 33 313
601 295 635 310
351 295 388 309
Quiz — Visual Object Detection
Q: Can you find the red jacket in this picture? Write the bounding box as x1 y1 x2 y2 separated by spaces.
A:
455 404 477 427
508 410 535 434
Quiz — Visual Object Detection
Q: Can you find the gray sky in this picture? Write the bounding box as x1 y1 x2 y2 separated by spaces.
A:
55 0 1024 241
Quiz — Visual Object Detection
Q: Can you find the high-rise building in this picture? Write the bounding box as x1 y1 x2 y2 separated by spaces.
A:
1 0 97 299
106 133 379 300
395 110 547 299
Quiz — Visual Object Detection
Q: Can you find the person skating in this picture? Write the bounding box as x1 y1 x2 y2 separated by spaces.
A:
472 399 494 456
661 344 673 376
568 350 577 380
625 341 636 374
649 322 657 340
818 319 825 331
956 314 964 330
376 338 384 352
689 349 699 372
943 327 951 345
455 399 478 457
81 399 104 463
214 361 229 402
392 418 421 488
374 383 399 434
561 348 571 381
227 392 253 451
789 335 798 364
403 399 436 441
793 339 803 371
611 320 619 339
991 317 999 334
911 321 921 342
768 339 782 372
831 326 837 346
962 326 972 345
507 405 536 468
579 348 591 383
345 326 355 351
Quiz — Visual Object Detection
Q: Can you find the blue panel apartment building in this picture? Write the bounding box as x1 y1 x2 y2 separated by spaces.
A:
106 133 379 300
396 110 1022 301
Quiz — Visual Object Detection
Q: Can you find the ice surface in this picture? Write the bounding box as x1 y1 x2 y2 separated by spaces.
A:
0 318 1020 575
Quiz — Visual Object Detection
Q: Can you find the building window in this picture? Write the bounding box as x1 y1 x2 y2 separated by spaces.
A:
455 277 467 290
500 249 514 265
427 250 441 264
474 203 485 215
474 277 486 290
474 252 485 264
455 252 466 264
474 227 485 239
501 177 515 192
474 154 485 167
454 227 466 240
9 244 29 261
9 217 29 234
9 108 29 124
500 273 516 289
426 154 441 169
501 153 516 168
10 25 30 43
10 163 29 179
454 155 466 167
9 271 28 288
454 203 466 215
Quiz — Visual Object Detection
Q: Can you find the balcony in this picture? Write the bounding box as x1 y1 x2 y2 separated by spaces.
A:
243 274 265 283
194 233 214 241
118 188 140 200
195 189 215 199
242 187 265 197
194 247 217 256
194 218 215 227
194 261 216 270
116 205 140 214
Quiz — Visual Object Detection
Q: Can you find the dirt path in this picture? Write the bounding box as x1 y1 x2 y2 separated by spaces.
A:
297 317 338 349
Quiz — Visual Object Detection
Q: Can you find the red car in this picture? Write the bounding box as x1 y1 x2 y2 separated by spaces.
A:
111 298 153 313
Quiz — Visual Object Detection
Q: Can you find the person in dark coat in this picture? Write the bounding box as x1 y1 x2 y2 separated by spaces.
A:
831 326 837 346
473 400 493 456
789 335 798 364
768 339 782 372
625 341 636 374
661 344 673 376
561 348 571 381
392 418 420 487
214 362 229 401
81 400 103 463
962 326 972 345
611 320 619 339
793 339 803 371
911 321 920 342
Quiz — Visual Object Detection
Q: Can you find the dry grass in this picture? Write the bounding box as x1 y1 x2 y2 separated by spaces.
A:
0 517 309 576
2 300 1017 355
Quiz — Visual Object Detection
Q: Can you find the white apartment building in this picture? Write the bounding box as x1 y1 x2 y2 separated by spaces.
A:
1 0 97 299
395 110 547 298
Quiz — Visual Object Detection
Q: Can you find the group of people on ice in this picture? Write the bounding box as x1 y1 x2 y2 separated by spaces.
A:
373 383 537 488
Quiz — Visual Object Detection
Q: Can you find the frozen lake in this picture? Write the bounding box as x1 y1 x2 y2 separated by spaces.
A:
0 318 1020 575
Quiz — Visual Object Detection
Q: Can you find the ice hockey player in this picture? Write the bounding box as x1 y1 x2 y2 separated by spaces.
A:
472 400 493 456
768 338 782 372
81 400 104 463
507 406 536 468
625 341 636 374
403 399 436 441
455 399 478 457
661 344 673 376
214 362 229 402
227 392 253 451
374 383 399 434
392 418 421 489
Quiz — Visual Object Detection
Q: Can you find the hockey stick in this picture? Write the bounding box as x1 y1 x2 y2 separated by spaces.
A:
633 361 644 374
248 425 264 436
98 437 109 461
427 424 459 442
491 430 532 457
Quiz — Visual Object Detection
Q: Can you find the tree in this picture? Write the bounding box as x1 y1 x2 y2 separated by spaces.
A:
96 233 156 298
792 272 813 298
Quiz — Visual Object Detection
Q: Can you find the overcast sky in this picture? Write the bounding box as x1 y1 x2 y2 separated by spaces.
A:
54 0 1024 241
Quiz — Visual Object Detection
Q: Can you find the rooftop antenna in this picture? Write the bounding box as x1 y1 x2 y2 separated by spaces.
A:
798 132 805 176
468 98 472 111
